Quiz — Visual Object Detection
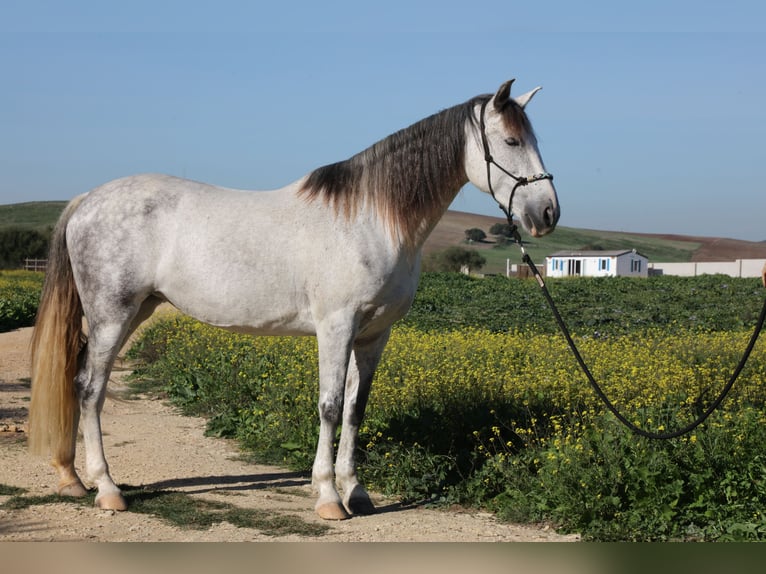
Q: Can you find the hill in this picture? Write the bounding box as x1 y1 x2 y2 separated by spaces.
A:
424 211 766 275
2 202 765 275
0 201 69 231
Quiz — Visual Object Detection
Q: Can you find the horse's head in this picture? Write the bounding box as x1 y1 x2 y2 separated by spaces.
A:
466 79 560 238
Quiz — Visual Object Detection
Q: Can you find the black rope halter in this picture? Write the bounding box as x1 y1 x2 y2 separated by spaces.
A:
478 97 553 228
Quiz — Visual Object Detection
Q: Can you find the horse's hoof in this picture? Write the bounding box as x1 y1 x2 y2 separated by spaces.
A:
344 484 376 515
95 492 128 511
316 502 351 521
346 496 376 516
58 480 88 498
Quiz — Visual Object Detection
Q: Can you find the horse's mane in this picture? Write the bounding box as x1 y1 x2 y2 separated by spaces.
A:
299 94 534 249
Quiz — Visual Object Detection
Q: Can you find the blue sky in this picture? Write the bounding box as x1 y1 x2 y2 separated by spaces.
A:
2 0 765 240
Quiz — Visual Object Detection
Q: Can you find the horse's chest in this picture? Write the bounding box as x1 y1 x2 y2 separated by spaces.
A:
356 271 419 330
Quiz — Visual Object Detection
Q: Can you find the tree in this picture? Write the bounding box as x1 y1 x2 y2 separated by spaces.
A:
464 228 486 243
489 222 515 237
0 228 49 269
424 246 486 273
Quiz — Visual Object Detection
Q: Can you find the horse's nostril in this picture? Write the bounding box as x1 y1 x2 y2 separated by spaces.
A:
544 206 554 227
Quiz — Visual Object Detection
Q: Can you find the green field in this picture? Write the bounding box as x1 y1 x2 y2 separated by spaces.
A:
0 201 67 231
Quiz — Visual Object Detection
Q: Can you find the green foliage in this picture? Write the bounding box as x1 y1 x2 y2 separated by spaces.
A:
0 271 43 331
0 201 66 230
479 410 766 541
0 200 64 270
404 273 764 335
490 222 515 237
0 227 49 269
423 247 487 273
464 228 487 243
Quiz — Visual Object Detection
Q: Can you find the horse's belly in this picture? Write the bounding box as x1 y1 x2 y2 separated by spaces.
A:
161 287 316 336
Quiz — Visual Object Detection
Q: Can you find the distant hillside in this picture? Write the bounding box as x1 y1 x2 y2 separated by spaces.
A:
2 202 765 276
424 211 766 275
0 201 68 231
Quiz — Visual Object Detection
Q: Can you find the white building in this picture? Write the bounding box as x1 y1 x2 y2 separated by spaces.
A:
546 249 649 278
649 258 766 278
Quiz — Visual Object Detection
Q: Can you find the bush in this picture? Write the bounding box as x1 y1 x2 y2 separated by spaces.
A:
404 273 764 335
464 228 487 243
423 247 486 273
0 271 43 331
0 228 49 269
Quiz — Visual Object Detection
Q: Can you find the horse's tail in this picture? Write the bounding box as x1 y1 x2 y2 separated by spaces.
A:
29 194 87 460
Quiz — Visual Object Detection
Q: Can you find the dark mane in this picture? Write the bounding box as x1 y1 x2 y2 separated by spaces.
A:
299 94 532 248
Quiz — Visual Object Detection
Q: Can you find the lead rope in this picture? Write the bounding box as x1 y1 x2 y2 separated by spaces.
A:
507 225 766 439
480 95 766 438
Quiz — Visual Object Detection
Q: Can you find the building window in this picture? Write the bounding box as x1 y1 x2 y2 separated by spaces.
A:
631 259 642 273
599 258 610 271
568 259 582 276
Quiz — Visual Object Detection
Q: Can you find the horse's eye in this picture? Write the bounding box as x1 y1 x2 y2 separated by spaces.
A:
505 137 521 147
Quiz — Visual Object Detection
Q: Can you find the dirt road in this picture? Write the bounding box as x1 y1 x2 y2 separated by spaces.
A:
0 327 578 542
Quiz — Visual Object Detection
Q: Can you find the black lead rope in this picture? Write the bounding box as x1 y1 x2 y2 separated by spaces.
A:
509 225 766 440
479 94 766 438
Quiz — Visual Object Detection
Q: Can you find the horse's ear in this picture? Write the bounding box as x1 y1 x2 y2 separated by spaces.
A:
493 79 515 111
514 86 542 109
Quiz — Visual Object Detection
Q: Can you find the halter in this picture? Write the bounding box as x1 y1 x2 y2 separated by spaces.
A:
479 98 553 230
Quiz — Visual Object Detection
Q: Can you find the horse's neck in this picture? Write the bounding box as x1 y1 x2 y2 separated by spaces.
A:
407 178 468 252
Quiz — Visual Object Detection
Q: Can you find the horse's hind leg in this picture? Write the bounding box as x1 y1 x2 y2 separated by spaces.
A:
75 321 130 509
76 299 158 510
52 392 87 498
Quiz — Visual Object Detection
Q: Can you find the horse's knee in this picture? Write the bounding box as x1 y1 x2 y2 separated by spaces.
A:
318 398 342 425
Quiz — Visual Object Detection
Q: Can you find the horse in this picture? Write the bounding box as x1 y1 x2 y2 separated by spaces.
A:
28 79 559 520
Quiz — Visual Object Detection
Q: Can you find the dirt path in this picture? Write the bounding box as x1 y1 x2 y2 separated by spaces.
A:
0 327 578 542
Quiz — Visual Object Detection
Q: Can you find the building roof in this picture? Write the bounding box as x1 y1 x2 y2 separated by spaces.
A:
547 249 648 259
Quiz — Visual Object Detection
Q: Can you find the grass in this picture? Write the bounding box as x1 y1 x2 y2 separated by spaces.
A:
124 488 328 535
0 484 27 496
0 483 329 537
0 201 67 231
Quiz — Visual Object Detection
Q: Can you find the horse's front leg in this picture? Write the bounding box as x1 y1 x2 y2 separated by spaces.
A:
312 319 356 520
335 330 391 516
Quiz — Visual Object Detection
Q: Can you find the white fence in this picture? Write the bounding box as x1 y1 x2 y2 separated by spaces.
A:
23 258 48 272
649 258 766 279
